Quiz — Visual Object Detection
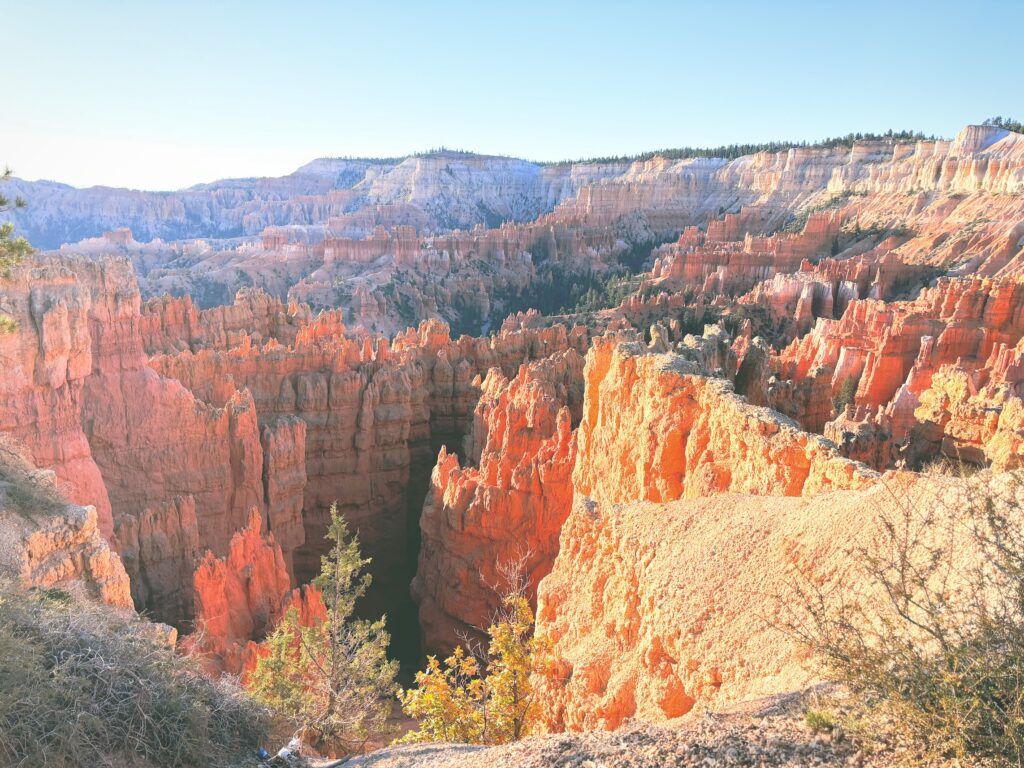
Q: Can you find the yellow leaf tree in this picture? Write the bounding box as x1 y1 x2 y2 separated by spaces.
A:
398 591 539 745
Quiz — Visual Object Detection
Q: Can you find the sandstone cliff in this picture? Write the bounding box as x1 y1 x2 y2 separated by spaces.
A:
533 471 1018 731
183 508 294 674
0 258 114 534
0 440 131 608
413 350 583 652
574 334 874 505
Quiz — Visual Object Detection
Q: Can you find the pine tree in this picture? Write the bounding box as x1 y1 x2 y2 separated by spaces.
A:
0 168 32 276
247 504 397 755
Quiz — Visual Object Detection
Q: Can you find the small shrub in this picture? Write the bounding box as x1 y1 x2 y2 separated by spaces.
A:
0 314 17 334
398 592 538 745
832 376 859 414
805 709 837 733
920 454 982 478
0 582 268 766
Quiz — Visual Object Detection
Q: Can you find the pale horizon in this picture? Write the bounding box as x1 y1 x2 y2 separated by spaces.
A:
5 0 1022 191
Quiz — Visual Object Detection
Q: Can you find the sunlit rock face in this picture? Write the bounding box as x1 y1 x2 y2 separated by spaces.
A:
532 472 1022 732
767 275 1024 470
573 335 873 505
413 349 583 653
0 258 113 534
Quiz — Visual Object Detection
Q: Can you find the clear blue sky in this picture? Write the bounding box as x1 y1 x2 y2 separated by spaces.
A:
4 0 1022 190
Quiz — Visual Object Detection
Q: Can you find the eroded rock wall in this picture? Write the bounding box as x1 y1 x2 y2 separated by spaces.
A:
413 350 583 652
574 335 874 505
534 472 1022 731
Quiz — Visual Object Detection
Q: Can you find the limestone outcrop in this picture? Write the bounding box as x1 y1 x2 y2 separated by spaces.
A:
0 256 315 648
0 442 131 608
771 275 1024 469
184 508 293 674
114 495 201 627
0 258 114 534
148 316 588 640
140 288 313 355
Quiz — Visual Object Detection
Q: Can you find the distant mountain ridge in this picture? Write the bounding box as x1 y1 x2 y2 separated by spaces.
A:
2 129 1003 250
2 152 625 248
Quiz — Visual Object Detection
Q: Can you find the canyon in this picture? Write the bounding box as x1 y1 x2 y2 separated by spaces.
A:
2 123 1024 748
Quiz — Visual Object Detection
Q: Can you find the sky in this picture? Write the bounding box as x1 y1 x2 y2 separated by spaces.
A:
3 0 1022 191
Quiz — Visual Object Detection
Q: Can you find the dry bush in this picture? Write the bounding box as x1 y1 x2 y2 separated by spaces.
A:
0 582 268 767
784 471 1024 766
0 313 17 334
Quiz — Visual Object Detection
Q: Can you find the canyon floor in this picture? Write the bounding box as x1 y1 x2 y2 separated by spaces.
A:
2 123 1024 765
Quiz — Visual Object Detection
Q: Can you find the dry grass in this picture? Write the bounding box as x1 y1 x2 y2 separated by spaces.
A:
0 435 71 518
0 582 269 767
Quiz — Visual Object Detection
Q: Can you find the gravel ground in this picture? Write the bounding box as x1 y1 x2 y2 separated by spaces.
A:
338 690 927 768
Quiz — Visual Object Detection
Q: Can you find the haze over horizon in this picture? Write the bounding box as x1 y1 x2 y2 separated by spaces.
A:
4 0 1022 191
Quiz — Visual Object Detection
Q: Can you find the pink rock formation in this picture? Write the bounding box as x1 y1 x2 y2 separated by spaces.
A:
149 316 589 630
770 275 1024 469
261 417 307 578
536 475 948 731
114 495 201 626
0 256 316 645
574 335 874 505
184 508 293 674
6 501 132 608
0 259 113 534
413 350 583 652
140 288 313 355
0 443 131 608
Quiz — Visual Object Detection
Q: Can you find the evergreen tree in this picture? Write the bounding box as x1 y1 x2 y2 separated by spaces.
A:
247 504 397 755
983 116 1024 134
0 168 32 275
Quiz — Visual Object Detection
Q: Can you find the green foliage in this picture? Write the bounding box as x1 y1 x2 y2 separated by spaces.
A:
832 376 860 414
785 473 1024 765
0 168 33 276
805 709 837 733
569 272 640 314
0 581 267 767
983 116 1024 135
721 303 774 340
247 503 397 755
554 130 933 165
0 314 18 335
379 273 419 327
398 593 540 745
